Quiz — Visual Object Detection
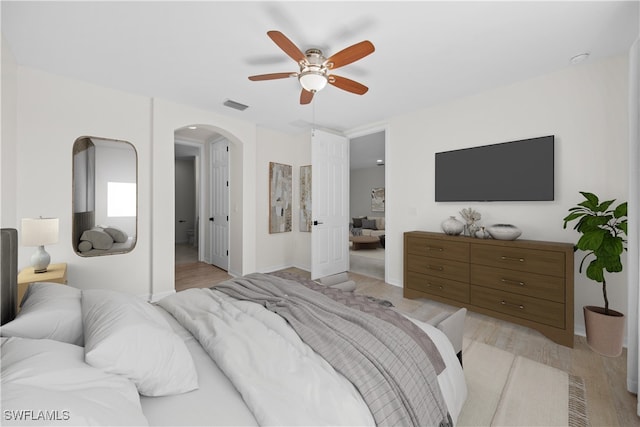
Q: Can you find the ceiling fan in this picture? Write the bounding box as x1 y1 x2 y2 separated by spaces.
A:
248 30 375 105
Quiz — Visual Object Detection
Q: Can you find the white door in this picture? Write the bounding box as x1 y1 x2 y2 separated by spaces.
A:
311 129 349 280
209 139 229 270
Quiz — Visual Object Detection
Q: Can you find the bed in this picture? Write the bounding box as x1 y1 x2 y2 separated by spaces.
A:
0 227 467 426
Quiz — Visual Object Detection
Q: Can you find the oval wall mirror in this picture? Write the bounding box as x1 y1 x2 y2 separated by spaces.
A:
72 136 137 257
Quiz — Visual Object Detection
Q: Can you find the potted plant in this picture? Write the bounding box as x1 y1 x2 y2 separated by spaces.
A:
563 191 627 356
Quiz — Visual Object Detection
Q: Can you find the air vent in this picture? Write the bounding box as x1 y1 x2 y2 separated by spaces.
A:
223 99 249 111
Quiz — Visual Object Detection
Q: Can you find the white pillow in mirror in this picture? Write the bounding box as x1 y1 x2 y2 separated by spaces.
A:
82 289 198 397
101 225 128 243
80 228 114 250
0 282 83 345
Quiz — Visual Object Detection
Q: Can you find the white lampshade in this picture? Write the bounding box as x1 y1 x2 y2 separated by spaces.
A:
21 217 59 273
299 71 328 93
21 218 59 246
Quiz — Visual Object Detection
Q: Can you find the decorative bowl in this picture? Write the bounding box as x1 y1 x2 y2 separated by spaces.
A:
487 224 522 240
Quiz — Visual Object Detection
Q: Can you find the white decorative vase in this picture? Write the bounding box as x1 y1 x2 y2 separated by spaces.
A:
487 224 522 240
475 227 489 239
441 216 464 235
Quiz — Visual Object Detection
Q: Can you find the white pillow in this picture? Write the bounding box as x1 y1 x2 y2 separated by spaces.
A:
1 337 148 426
82 289 198 396
102 225 128 243
0 282 83 345
80 228 114 249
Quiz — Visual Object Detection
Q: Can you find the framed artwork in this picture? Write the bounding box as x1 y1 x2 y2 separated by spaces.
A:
299 165 312 232
269 162 292 233
371 187 385 212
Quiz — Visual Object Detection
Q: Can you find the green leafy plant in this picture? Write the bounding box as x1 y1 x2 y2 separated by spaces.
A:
563 191 627 315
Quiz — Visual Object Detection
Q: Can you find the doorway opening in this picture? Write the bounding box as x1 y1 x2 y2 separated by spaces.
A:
348 130 386 280
174 139 202 265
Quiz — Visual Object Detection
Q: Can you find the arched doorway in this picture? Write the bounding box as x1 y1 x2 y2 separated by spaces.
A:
173 124 242 281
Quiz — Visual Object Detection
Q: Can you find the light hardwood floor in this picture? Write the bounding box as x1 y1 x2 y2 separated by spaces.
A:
175 263 638 426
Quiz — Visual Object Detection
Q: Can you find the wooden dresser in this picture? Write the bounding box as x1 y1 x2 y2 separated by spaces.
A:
404 231 574 347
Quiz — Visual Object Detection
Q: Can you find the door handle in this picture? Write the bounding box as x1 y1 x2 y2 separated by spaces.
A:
313 220 323 226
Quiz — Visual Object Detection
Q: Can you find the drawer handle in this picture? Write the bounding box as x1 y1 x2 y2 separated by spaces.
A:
427 265 444 271
500 300 524 310
426 282 444 290
426 246 444 252
500 256 525 263
501 278 525 287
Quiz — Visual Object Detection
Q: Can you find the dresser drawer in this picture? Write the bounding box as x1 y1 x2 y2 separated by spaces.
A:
470 264 565 303
406 254 469 283
406 236 469 262
470 244 565 277
470 286 565 328
406 271 470 303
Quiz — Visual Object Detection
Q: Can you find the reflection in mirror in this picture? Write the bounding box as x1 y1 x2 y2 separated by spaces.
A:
73 136 137 257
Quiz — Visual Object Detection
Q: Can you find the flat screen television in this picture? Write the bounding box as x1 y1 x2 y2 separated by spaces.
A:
435 135 554 202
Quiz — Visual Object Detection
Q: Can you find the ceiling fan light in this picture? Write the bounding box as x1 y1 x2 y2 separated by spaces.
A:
299 71 327 93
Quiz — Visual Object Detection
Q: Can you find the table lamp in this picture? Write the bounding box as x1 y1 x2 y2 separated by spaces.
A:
21 217 59 273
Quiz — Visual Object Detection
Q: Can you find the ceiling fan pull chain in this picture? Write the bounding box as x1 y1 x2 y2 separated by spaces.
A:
312 100 316 136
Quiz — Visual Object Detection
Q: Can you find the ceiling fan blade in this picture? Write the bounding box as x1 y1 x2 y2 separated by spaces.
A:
328 75 369 95
300 89 314 105
325 40 374 70
248 72 295 81
267 30 306 63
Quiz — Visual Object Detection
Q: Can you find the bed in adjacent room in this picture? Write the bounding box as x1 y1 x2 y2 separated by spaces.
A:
0 228 467 426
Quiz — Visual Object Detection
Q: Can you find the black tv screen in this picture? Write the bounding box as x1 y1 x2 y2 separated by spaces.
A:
435 136 554 202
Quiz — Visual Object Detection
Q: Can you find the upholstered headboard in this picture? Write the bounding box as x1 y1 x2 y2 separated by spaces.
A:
1 228 18 325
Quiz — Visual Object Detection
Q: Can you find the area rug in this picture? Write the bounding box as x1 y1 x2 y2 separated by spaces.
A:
458 340 588 427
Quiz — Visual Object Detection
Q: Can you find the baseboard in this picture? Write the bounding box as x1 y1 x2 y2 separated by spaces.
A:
259 263 293 274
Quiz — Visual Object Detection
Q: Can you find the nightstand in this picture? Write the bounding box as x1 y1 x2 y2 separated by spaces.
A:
17 263 68 309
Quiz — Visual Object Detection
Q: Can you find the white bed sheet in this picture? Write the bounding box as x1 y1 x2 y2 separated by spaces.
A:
409 316 468 425
139 307 257 426
141 299 467 426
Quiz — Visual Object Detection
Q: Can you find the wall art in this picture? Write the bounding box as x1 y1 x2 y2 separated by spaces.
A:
299 165 312 232
371 187 385 212
269 162 292 233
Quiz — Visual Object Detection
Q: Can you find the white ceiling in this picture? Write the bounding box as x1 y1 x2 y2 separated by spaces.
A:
2 1 638 139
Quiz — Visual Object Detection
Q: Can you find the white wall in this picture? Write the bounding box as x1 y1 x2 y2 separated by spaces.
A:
626 34 640 396
350 166 385 218
6 60 305 299
5 59 306 300
150 98 259 295
1 36 18 229
386 55 629 336
174 157 196 243
14 67 153 296
255 127 310 272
